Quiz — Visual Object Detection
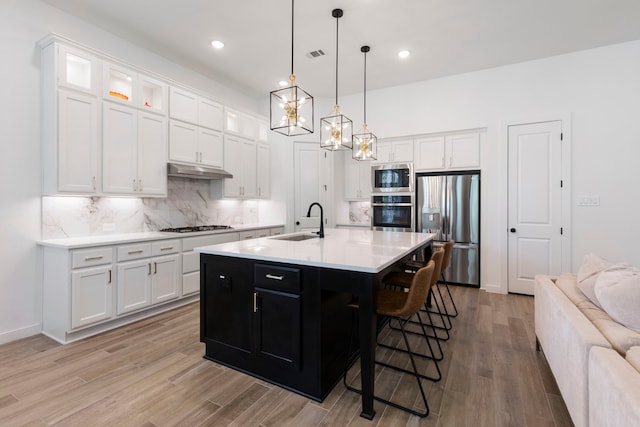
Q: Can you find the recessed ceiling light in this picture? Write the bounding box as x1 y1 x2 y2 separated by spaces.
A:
278 80 288 87
398 50 411 58
210 40 225 49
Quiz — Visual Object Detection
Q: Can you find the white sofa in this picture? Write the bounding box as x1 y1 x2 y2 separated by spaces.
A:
535 274 640 427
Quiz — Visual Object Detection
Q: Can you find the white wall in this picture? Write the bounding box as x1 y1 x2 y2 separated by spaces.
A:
0 0 260 344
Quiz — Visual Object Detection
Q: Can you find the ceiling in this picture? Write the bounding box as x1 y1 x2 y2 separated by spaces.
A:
43 0 640 99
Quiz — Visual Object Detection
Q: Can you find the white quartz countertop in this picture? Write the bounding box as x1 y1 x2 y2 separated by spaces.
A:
195 228 434 273
37 224 284 249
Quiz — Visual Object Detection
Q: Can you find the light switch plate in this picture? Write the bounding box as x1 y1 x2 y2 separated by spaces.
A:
577 196 600 206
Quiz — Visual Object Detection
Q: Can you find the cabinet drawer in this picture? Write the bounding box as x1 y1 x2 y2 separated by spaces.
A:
255 264 301 292
117 243 152 261
72 247 113 268
182 251 199 273
152 239 180 256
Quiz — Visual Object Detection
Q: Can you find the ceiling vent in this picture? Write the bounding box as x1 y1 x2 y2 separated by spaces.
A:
306 49 326 59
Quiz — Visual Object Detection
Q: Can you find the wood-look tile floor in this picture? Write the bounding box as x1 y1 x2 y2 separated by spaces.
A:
0 286 573 426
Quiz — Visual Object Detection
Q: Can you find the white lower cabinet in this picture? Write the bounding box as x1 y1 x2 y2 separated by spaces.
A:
71 264 114 329
117 259 151 314
116 240 180 314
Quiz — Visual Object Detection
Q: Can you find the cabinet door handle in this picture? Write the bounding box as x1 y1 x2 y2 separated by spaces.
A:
265 274 284 281
108 269 112 284
154 262 157 274
148 263 152 275
253 292 258 313
84 255 104 261
138 179 143 191
133 179 137 191
128 249 144 255
92 176 97 190
160 246 174 251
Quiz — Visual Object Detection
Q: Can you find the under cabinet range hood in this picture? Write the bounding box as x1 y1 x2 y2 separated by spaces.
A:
167 162 233 180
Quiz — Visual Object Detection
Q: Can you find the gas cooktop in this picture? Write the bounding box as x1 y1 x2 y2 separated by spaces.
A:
160 225 233 233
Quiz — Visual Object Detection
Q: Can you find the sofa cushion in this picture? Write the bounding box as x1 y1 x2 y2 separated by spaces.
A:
576 254 612 308
627 347 640 373
596 267 640 331
555 273 640 355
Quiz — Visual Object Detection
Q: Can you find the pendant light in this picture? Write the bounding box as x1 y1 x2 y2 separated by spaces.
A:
270 0 314 136
353 45 377 161
320 8 353 151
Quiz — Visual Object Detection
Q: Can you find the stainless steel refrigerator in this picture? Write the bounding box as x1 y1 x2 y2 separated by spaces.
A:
416 172 480 287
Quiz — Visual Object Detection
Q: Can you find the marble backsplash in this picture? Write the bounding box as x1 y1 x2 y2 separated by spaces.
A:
348 201 371 225
42 178 260 239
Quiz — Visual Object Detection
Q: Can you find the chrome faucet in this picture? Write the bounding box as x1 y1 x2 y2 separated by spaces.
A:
306 202 324 238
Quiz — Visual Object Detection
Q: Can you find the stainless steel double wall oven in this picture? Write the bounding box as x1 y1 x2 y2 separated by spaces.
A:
371 163 414 232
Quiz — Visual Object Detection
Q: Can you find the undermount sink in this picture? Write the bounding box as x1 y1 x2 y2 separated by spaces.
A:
270 233 319 242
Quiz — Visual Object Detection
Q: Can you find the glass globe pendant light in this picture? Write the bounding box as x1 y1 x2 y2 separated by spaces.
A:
320 8 353 151
353 45 377 161
270 0 314 136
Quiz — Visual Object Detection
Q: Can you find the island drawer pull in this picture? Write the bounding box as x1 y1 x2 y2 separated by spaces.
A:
265 274 284 281
128 249 144 255
84 255 104 261
253 292 258 313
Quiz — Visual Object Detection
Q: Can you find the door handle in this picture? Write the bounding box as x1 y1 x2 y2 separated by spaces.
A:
510 228 517 233
253 292 258 313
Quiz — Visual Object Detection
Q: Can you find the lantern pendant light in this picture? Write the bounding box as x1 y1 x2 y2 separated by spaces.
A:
353 45 377 161
320 8 353 151
270 0 314 136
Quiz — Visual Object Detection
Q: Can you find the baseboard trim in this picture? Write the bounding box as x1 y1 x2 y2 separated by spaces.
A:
484 283 506 294
0 322 42 345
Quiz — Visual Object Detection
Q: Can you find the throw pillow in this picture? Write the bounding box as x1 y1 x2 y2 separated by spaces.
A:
595 265 640 330
576 254 613 307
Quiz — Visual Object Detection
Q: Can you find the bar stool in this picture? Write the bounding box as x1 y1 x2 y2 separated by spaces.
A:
343 261 436 418
405 240 457 323
385 248 450 344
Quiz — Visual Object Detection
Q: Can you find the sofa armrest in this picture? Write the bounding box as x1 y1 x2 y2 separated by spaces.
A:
535 274 611 427
589 347 640 427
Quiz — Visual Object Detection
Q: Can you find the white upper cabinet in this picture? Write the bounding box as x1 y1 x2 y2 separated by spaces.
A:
139 75 167 115
137 112 167 195
414 132 480 171
57 44 100 95
256 141 270 199
168 120 223 168
103 102 167 196
54 90 101 194
103 62 168 115
169 86 198 123
103 62 135 106
216 135 257 198
343 152 372 200
414 136 446 170
169 86 222 130
198 97 223 131
42 40 101 195
446 133 480 169
373 139 414 163
224 107 256 140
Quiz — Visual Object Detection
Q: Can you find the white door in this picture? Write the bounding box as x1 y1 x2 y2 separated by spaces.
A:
294 143 332 231
508 121 563 295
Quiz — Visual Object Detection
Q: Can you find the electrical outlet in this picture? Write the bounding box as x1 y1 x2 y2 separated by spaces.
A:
577 196 600 206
